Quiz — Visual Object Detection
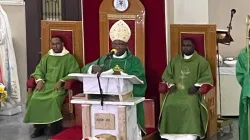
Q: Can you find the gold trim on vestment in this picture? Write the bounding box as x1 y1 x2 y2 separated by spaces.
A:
27 117 63 124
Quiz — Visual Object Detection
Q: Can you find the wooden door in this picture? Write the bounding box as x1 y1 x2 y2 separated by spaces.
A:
170 24 217 138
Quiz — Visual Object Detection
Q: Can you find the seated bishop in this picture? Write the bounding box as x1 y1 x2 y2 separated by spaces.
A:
24 36 80 138
81 20 147 138
159 38 213 140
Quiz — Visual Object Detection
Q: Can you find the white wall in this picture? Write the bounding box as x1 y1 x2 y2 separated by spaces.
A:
209 0 250 57
165 0 209 62
2 5 27 103
174 0 209 24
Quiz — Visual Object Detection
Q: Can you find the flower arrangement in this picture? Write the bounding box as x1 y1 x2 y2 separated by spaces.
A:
0 83 7 102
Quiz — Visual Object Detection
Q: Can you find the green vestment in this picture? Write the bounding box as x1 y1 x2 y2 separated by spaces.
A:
81 50 147 133
236 48 250 140
24 53 80 124
159 52 213 138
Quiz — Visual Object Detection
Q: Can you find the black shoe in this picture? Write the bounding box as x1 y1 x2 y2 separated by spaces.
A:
30 129 44 138
49 120 62 136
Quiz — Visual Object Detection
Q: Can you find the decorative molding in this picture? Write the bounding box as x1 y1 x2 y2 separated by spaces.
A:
100 13 107 21
0 0 24 5
107 14 136 20
136 14 144 23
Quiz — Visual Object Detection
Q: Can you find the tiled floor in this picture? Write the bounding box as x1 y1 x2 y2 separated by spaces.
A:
0 106 48 140
0 107 239 140
212 118 238 140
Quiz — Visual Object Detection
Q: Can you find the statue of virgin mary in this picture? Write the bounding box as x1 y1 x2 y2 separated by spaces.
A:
0 5 21 115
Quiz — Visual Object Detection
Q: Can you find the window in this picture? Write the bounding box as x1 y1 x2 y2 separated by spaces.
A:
0 0 24 5
42 0 62 21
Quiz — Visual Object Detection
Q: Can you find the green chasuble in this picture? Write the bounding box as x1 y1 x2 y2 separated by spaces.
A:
236 48 250 140
24 53 80 124
159 52 213 138
81 50 147 133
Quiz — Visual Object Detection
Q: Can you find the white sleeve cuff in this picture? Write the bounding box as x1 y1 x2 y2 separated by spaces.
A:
102 69 114 75
120 71 128 76
87 65 94 74
168 84 175 88
194 83 202 87
60 79 65 82
35 79 44 83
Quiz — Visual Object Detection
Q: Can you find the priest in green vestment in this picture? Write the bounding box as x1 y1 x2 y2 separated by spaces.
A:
24 36 80 138
81 20 147 137
159 38 213 140
236 46 250 140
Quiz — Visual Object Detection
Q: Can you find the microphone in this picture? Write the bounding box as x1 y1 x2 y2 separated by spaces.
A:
97 48 118 108
107 49 118 57
231 9 236 16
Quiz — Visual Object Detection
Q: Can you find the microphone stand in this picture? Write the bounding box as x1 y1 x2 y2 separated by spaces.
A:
227 14 234 42
217 9 235 133
218 10 235 118
96 54 113 108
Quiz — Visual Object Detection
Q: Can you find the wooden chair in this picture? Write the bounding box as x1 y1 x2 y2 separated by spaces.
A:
26 20 83 128
159 24 217 138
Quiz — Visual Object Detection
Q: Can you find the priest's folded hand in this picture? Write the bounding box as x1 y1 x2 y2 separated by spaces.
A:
188 85 199 95
169 85 177 93
35 81 44 92
92 65 102 74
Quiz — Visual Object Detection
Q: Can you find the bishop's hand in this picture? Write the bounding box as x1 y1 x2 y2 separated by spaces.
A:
188 85 199 95
169 85 177 93
92 65 102 74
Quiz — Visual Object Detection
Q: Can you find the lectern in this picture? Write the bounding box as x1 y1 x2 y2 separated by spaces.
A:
216 29 234 45
69 73 145 140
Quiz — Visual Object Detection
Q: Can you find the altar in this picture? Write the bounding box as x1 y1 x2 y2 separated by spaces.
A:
71 97 144 140
69 73 145 140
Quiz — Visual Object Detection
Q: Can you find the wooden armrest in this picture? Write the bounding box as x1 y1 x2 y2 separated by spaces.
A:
158 82 168 93
144 99 155 128
27 77 36 89
199 84 213 94
64 80 82 90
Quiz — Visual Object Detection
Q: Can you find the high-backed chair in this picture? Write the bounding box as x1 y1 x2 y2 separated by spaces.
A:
159 24 217 138
99 0 158 139
26 20 83 128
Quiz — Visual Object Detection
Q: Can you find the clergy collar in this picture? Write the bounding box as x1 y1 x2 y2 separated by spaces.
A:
48 47 69 56
113 51 127 59
183 53 193 59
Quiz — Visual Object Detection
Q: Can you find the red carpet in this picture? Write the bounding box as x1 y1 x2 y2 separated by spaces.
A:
49 126 82 140
50 126 156 140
